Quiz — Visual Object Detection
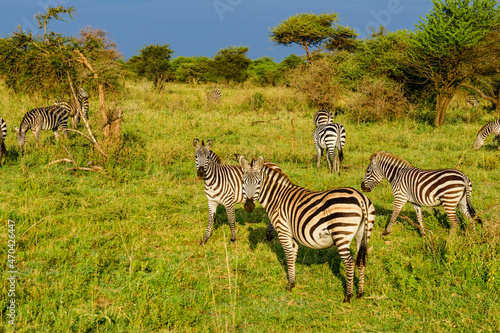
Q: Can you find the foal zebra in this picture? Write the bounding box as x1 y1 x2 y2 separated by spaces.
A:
240 156 376 303
313 123 346 174
55 87 89 128
0 117 6 166
361 151 481 236
207 89 221 104
474 118 500 150
194 138 279 244
14 106 69 150
313 109 335 127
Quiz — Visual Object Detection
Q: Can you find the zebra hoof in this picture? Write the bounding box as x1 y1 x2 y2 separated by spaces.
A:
382 231 390 237
199 239 208 246
343 294 353 303
357 291 364 299
230 237 236 243
286 282 295 291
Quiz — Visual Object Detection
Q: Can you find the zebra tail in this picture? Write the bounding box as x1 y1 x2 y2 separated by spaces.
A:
356 196 369 268
336 134 344 163
464 176 482 224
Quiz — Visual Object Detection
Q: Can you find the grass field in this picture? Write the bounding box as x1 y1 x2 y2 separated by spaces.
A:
1 81 499 332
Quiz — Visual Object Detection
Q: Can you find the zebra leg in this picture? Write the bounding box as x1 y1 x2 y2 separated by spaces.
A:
315 144 322 168
354 223 367 299
33 128 40 148
457 195 475 231
383 201 406 236
412 204 426 236
224 202 237 243
266 222 275 241
201 201 219 244
338 244 355 303
278 232 298 291
443 204 459 235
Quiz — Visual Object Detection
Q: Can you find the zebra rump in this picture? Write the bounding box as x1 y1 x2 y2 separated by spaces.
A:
313 109 335 127
0 117 6 166
55 87 89 128
313 123 346 174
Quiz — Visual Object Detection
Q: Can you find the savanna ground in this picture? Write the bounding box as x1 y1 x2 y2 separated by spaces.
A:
0 81 499 332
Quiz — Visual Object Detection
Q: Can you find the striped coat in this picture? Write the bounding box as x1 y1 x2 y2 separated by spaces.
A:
14 106 69 150
313 123 346 174
474 118 500 150
194 139 279 244
0 117 6 166
240 156 375 303
55 87 89 128
361 152 481 236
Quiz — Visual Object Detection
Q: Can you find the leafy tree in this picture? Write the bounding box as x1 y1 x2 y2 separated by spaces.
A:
247 57 283 86
323 25 359 52
407 0 500 126
211 46 251 83
269 12 339 63
280 54 306 70
171 56 213 83
128 44 174 87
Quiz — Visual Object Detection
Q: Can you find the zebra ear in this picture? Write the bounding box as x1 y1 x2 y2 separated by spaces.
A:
255 156 265 170
193 138 200 148
206 139 213 149
239 156 250 170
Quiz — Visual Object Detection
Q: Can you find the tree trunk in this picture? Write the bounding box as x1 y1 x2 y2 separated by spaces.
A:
435 92 453 126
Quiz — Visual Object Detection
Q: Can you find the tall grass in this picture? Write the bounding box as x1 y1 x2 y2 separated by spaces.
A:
0 80 499 332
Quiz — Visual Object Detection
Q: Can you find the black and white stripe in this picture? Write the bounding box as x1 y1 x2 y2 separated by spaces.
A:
240 156 376 303
207 89 221 104
194 138 279 244
466 96 480 108
55 87 89 128
14 106 69 150
474 118 500 150
313 123 346 174
0 117 6 166
313 109 335 127
361 151 481 236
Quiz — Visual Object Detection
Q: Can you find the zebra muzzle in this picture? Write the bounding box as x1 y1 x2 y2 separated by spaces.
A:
361 182 371 192
197 167 205 179
244 199 255 213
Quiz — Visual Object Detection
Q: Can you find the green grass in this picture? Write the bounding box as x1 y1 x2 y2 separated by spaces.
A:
1 81 499 332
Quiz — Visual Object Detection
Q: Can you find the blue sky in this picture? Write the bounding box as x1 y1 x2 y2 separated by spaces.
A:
0 1 433 61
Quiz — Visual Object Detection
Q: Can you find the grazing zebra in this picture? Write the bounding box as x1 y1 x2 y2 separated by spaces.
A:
240 156 376 303
313 109 335 127
14 106 69 150
313 123 346 174
474 118 500 150
207 89 221 104
0 117 6 166
55 87 89 128
361 151 481 236
193 138 279 244
466 96 480 108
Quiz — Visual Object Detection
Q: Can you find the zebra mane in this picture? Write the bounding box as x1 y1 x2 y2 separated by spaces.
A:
370 151 411 167
209 150 222 164
252 158 292 184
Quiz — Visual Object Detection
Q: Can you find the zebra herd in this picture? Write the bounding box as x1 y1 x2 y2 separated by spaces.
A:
0 87 89 159
194 108 498 302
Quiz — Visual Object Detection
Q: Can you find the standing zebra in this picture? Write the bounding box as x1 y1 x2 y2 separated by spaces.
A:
361 151 481 236
240 156 376 303
14 106 69 150
466 96 480 108
55 87 89 128
194 138 279 244
474 118 500 150
0 117 6 166
313 109 335 127
207 89 221 104
313 123 346 174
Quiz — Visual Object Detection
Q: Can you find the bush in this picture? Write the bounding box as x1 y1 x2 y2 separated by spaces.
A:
346 78 414 122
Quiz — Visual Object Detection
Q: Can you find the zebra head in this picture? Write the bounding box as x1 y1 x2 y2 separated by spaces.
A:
193 138 213 179
473 133 485 150
361 153 384 192
78 87 89 98
14 126 26 150
240 155 264 213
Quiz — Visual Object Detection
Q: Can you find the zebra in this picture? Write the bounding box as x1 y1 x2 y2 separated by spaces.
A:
0 117 6 166
361 151 481 236
313 123 346 174
239 156 376 303
474 118 500 150
466 96 480 108
207 89 221 104
14 106 69 150
55 87 89 128
193 138 279 244
313 109 335 127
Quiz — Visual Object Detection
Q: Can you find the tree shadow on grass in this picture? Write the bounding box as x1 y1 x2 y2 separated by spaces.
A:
247 225 366 297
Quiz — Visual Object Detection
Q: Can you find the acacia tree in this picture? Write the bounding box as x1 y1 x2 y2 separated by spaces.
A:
269 12 339 63
323 25 359 53
211 46 251 83
407 0 500 126
128 44 174 88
